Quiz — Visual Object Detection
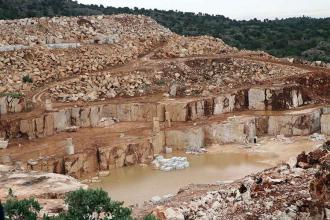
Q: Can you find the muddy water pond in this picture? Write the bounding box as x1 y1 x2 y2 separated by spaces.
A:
92 137 319 205
92 152 275 205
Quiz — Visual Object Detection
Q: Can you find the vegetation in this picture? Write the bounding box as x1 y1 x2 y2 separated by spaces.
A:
4 189 41 220
0 0 330 61
2 188 156 220
22 74 33 83
0 92 24 99
63 188 132 220
143 214 159 220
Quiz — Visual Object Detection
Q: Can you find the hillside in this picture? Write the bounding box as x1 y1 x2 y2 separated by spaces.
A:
0 0 330 62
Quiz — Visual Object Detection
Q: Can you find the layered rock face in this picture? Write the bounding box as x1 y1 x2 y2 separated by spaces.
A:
0 85 313 139
22 140 153 179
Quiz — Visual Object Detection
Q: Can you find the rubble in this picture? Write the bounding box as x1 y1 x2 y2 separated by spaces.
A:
185 146 207 154
152 36 236 58
0 14 172 93
152 156 190 172
309 133 327 142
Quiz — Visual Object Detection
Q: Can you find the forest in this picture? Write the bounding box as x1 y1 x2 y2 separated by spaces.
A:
1 0 330 61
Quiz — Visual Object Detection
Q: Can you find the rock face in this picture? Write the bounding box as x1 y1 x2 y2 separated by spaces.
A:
148 146 330 220
268 108 321 136
321 113 330 135
165 127 204 150
23 140 154 179
248 86 307 111
0 95 25 115
98 141 154 170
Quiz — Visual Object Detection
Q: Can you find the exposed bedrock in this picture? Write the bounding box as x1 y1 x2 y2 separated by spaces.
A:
2 106 328 178
248 86 309 111
0 85 314 140
268 108 321 136
321 113 330 135
0 95 25 115
24 140 153 179
165 127 204 150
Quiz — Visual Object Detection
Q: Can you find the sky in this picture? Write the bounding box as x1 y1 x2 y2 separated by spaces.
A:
77 0 330 20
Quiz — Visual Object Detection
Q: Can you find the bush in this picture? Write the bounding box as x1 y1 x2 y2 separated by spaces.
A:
143 214 159 220
22 74 33 83
4 188 133 220
64 188 132 220
4 197 41 220
0 92 23 99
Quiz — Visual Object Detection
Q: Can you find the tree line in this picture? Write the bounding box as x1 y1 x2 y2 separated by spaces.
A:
0 0 330 62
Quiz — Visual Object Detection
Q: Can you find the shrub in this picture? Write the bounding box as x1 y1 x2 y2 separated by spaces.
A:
4 197 41 220
155 79 166 86
0 92 23 99
64 188 132 220
5 188 133 220
143 214 159 220
22 75 33 83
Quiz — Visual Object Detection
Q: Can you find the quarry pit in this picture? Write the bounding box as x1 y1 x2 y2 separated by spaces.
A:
0 14 330 219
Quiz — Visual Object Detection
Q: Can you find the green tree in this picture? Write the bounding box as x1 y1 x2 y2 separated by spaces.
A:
64 188 132 220
4 197 41 220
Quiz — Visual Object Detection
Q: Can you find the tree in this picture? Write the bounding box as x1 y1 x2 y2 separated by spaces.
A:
64 188 132 220
0 201 5 220
4 197 41 220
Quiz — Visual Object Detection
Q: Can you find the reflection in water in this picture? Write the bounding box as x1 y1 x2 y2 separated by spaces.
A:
92 152 270 205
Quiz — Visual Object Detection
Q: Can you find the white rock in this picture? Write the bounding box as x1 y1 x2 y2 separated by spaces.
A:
153 156 190 172
151 195 163 204
165 147 173 154
0 139 8 149
165 208 184 220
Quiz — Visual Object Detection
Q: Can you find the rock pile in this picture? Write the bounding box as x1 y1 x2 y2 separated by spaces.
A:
0 14 172 46
0 14 172 93
49 56 308 102
152 36 237 58
49 72 153 101
152 156 190 171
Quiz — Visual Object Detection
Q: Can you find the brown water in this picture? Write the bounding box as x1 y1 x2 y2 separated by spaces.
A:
92 152 271 205
91 137 319 205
